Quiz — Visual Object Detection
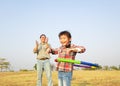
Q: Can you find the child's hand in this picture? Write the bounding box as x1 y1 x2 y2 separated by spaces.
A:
80 46 86 53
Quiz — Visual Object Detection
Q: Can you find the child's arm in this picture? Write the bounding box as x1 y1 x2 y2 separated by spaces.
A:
50 48 59 55
67 45 86 53
75 46 86 53
45 37 58 54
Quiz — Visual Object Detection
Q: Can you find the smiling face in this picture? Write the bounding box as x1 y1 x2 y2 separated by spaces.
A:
59 35 71 46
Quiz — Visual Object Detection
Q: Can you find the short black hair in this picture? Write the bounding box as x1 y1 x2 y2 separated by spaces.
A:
58 30 71 39
40 34 46 38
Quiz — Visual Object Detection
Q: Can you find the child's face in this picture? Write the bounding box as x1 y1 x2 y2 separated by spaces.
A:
59 35 71 46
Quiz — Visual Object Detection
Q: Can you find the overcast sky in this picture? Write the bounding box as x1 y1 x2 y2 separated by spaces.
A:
0 0 120 71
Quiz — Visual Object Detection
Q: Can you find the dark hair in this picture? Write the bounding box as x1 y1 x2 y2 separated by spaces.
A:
59 30 72 48
40 34 46 38
58 30 71 39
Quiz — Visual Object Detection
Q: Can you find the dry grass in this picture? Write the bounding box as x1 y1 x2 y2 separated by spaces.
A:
72 70 120 86
0 70 120 86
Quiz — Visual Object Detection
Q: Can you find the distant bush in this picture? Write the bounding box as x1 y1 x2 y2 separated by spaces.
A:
19 69 29 72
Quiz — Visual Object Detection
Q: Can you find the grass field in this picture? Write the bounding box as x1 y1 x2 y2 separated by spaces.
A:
0 70 120 86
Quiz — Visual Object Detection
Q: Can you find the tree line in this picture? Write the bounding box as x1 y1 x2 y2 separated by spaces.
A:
33 63 120 71
0 57 120 72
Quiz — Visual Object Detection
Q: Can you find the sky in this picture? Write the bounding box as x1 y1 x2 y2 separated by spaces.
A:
0 0 120 71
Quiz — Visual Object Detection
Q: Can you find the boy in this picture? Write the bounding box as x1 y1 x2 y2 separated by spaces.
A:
51 31 86 86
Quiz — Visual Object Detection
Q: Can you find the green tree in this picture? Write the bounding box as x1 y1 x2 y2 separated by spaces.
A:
103 65 109 70
110 66 118 70
119 65 120 70
0 58 11 72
